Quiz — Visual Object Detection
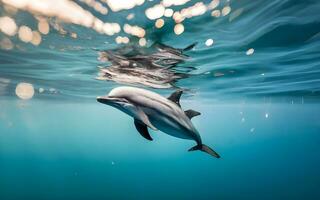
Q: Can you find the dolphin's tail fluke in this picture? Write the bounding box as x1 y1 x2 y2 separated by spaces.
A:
188 144 220 158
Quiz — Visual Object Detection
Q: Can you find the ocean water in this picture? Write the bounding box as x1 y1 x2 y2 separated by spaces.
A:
1 0 320 199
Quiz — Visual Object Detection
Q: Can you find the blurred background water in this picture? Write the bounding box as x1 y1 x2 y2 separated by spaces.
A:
1 0 320 199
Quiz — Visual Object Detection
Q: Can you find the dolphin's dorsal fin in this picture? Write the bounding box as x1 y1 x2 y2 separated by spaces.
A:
185 109 201 119
168 90 183 107
134 119 153 141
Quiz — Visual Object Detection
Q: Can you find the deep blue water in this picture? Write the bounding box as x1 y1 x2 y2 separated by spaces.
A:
1 0 320 199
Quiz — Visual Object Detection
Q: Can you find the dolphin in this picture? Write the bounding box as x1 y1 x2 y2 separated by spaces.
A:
97 86 220 158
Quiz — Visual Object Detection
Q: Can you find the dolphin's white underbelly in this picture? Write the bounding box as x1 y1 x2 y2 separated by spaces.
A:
150 117 193 140
142 107 196 140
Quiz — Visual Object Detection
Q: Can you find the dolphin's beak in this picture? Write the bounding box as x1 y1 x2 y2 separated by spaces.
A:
96 96 114 104
97 96 128 106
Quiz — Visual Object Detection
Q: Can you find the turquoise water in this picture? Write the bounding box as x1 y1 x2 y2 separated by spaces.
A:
1 0 320 199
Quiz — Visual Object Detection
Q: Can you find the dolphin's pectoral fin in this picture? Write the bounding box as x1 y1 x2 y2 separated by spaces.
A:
184 109 201 119
188 144 220 158
136 108 157 130
168 90 183 107
134 119 153 141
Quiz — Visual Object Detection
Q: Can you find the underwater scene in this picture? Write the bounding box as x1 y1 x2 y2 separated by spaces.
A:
1 0 320 199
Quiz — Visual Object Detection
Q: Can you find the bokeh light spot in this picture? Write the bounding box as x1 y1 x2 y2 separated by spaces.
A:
15 82 35 100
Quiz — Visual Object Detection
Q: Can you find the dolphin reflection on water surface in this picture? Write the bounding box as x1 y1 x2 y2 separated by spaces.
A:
96 42 197 89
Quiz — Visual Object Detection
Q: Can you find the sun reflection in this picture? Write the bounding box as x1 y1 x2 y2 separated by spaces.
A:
37 19 50 35
180 2 207 19
39 88 44 93
171 2 208 23
145 4 165 20
0 16 17 36
155 19 165 28
115 36 130 44
79 0 108 15
49 88 57 94
205 39 214 46
173 11 184 23
164 8 173 17
103 0 145 12
162 0 190 7
174 23 184 35
102 22 121 36
222 6 231 16
18 25 33 43
211 10 221 17
246 48 255 55
123 24 145 38
70 32 77 39
15 82 34 100
208 0 220 10
139 38 147 46
31 31 41 46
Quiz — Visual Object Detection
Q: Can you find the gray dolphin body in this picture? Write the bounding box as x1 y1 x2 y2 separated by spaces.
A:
97 86 220 158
